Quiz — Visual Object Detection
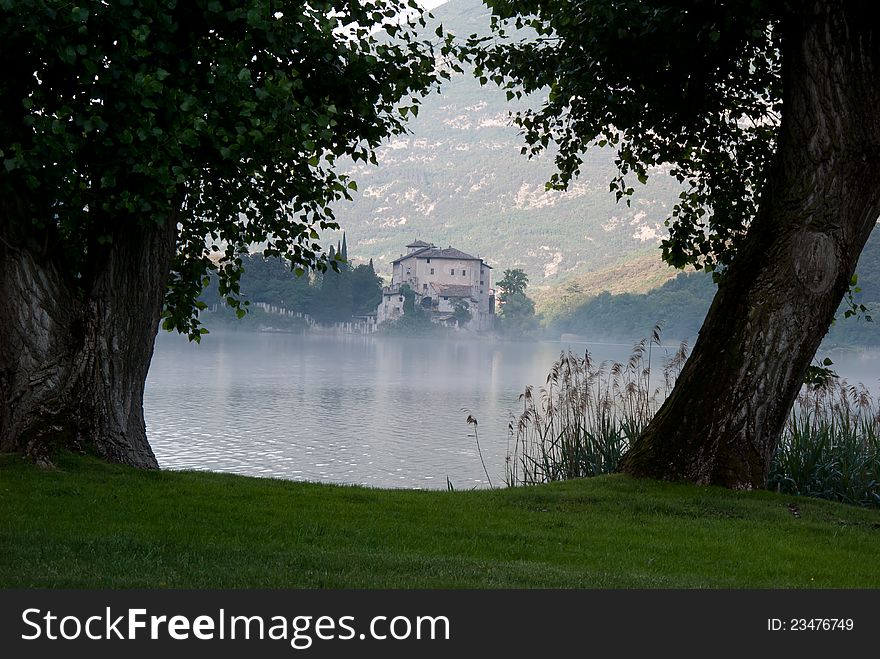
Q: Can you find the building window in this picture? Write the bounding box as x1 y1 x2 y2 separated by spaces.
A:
430 268 434 275
406 268 411 275
442 296 448 300
426 258 431 263
462 269 466 276
399 296 403 302
450 269 455 276
480 289 484 294
423 284 428 290
480 280 484 285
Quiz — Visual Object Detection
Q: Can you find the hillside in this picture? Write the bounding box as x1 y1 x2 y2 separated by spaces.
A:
534 250 681 319
549 226 880 347
329 0 683 288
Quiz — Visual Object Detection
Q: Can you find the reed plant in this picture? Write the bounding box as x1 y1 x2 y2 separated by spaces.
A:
507 328 880 508
506 326 688 486
769 382 880 507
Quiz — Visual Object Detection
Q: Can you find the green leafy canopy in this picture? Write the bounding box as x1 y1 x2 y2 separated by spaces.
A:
463 0 785 275
497 267 529 302
0 0 456 338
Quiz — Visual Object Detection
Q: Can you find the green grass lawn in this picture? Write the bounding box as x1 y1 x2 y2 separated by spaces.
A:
2 453 879 588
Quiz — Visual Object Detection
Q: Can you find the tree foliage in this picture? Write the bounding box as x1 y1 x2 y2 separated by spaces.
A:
497 268 538 337
499 292 539 337
312 261 384 323
0 0 453 338
465 0 784 274
400 282 418 314
463 1 880 489
452 298 473 326
497 267 529 301
200 252 383 324
349 262 385 316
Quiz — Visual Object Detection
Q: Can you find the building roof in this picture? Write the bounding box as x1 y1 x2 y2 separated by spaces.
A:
393 246 484 264
424 247 478 260
432 284 474 298
406 239 434 248
392 246 431 263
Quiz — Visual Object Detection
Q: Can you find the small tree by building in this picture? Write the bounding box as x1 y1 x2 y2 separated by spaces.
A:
452 299 473 327
497 269 538 338
497 269 529 302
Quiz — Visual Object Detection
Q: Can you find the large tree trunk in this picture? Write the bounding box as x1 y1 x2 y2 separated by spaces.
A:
619 1 880 489
0 214 176 468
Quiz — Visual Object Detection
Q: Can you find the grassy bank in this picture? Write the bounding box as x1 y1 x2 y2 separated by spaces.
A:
2 453 879 588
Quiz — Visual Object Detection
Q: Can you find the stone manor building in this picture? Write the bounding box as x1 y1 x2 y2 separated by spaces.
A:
376 240 495 331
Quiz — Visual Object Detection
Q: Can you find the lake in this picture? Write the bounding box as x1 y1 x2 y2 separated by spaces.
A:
144 331 880 489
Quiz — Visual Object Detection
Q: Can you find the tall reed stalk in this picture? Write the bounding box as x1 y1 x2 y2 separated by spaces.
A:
769 382 880 507
506 328 880 508
506 326 688 486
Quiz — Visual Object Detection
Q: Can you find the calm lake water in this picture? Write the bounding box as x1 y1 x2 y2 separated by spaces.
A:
144 331 880 489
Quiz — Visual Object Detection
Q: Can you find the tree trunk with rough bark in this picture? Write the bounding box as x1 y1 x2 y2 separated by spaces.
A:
0 214 176 468
620 1 880 489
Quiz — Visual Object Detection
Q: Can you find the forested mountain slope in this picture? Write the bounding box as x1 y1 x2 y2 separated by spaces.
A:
330 0 682 287
550 228 880 347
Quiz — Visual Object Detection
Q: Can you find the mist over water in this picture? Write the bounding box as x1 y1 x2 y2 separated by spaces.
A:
144 331 880 489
